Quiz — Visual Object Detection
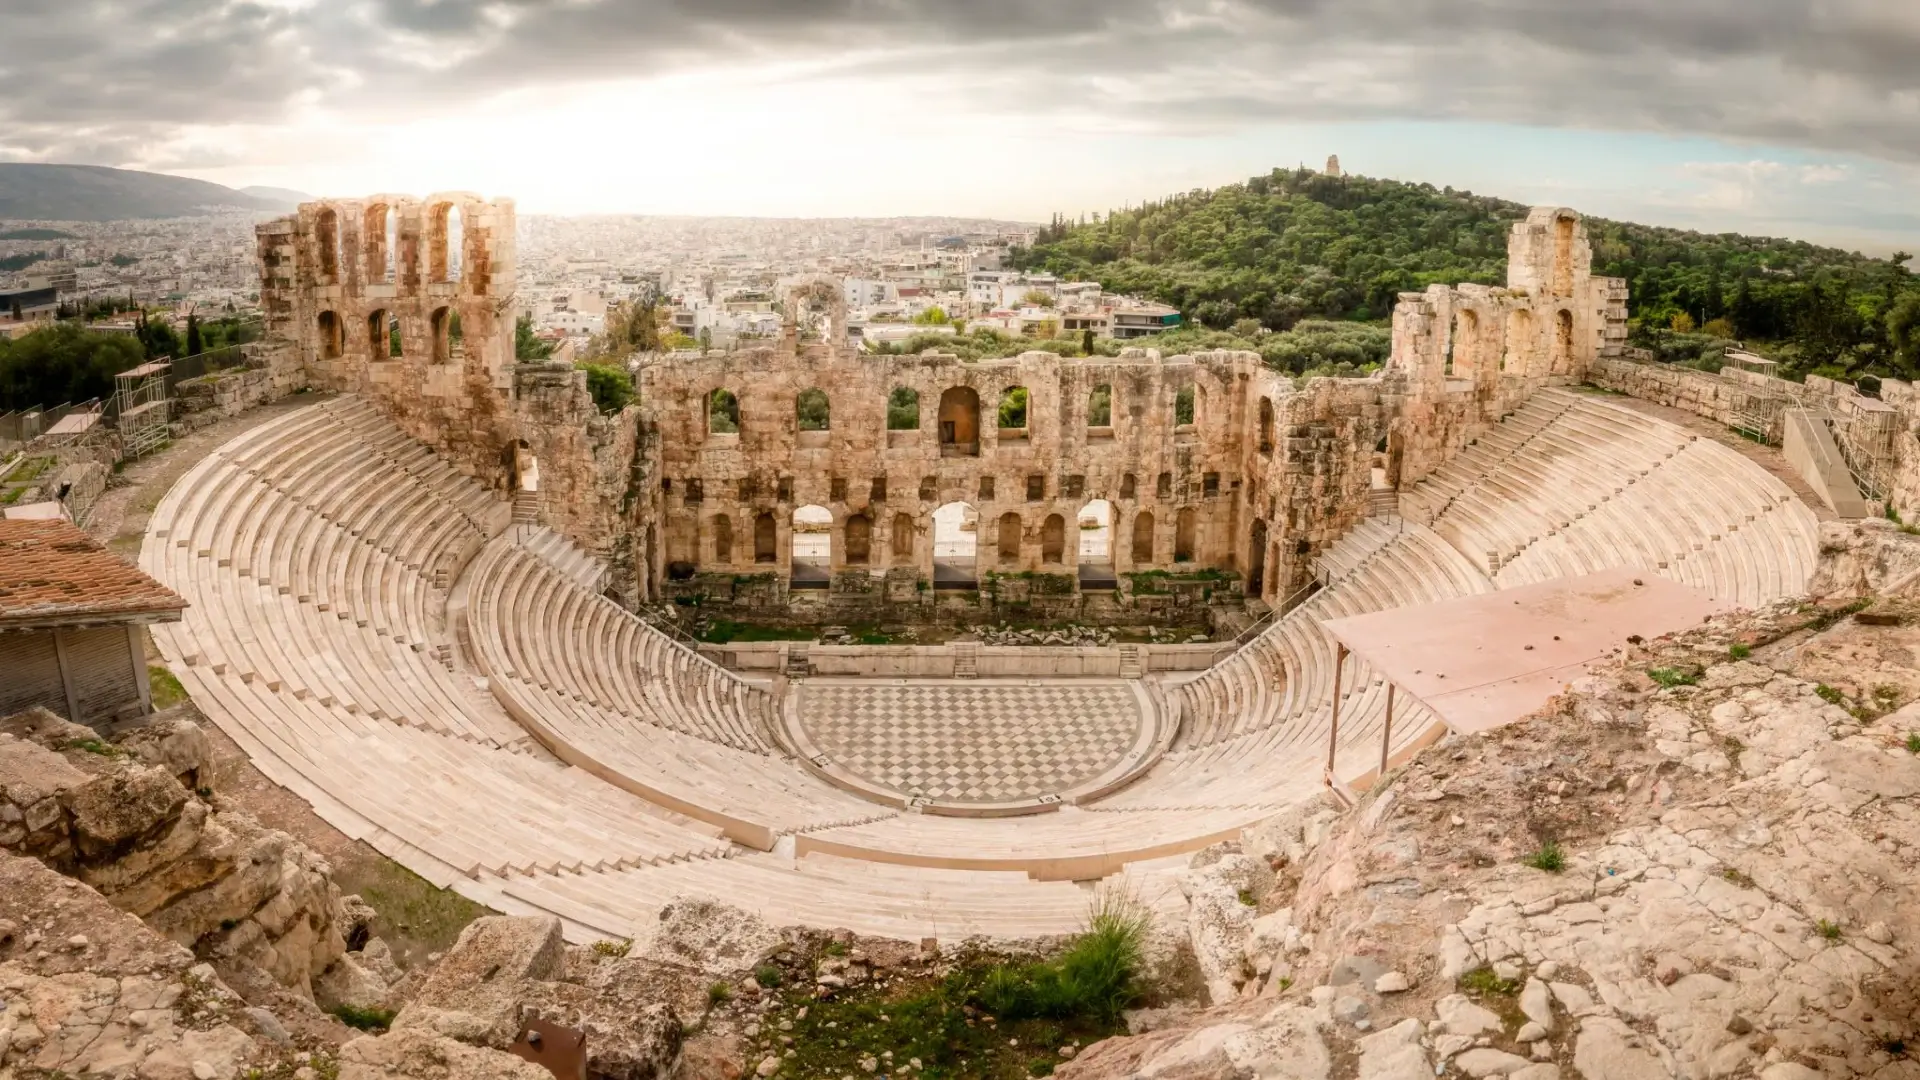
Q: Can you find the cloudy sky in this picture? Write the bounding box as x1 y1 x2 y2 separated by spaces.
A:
2 0 1917 251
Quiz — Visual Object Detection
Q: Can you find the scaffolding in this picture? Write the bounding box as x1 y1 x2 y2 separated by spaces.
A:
114 360 172 460
1829 396 1899 504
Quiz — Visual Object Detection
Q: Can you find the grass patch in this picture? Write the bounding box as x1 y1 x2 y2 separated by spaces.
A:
63 737 125 758
754 963 784 988
1720 867 1757 889
1816 919 1844 941
327 1004 396 1032
767 899 1149 1079
1523 840 1566 873
699 620 818 644
1459 966 1521 997
148 665 188 709
707 981 732 1007
1236 888 1257 907
1906 733 1920 754
591 939 632 958
1728 643 1752 661
1647 666 1700 689
335 859 494 968
1815 684 1846 706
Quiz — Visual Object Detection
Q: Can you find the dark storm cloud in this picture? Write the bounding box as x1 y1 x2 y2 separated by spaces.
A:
2 0 1917 165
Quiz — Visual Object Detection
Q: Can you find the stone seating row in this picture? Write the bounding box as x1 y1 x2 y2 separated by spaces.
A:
465 534 775 753
143 413 527 748
147 659 733 880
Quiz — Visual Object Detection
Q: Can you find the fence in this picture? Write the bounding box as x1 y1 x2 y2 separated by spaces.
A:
0 399 103 449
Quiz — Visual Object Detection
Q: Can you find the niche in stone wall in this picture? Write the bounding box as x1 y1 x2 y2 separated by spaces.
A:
938 387 979 456
1248 519 1268 597
368 309 399 358
891 512 915 559
1041 514 1066 565
1120 473 1137 500
844 513 872 565
317 310 344 360
713 514 733 563
364 203 394 284
1087 383 1113 437
997 512 1022 567
1131 511 1155 564
754 512 776 563
315 206 340 282
1553 310 1574 375
1552 214 1576 298
1258 398 1275 454
1174 508 1197 562
429 306 453 364
1504 309 1532 373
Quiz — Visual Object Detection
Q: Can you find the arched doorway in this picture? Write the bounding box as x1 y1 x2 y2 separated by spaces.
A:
1248 519 1268 597
1078 500 1115 587
931 502 977 588
791 505 832 589
938 387 980 456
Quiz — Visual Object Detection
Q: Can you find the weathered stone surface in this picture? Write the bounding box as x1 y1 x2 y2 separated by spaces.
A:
649 898 781 976
338 1028 550 1080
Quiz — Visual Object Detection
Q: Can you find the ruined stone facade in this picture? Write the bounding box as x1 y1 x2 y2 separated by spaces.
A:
258 200 1624 614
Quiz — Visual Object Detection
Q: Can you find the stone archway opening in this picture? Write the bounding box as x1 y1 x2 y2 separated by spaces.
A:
938 387 979 456
1078 500 1115 588
932 501 978 588
791 505 832 589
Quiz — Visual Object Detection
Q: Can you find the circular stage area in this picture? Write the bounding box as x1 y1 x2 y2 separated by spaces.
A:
784 679 1166 816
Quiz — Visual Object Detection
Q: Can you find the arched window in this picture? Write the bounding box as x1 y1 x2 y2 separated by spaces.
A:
1041 514 1066 564
998 386 1029 436
428 202 458 284
1087 384 1112 428
796 388 830 431
368 309 399 358
1258 397 1275 454
938 387 979 456
708 389 740 436
429 306 453 364
713 515 733 563
891 512 915 559
316 311 343 360
844 513 872 565
1553 310 1575 375
997 512 1023 566
1131 511 1155 564
1174 507 1197 562
887 387 920 430
1174 384 1196 426
753 512 776 563
314 206 339 281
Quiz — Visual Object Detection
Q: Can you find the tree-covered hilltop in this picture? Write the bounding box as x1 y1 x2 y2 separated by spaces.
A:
1011 167 1920 380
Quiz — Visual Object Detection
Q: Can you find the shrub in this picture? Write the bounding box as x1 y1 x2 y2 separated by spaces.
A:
1728 643 1752 661
754 964 783 988
973 897 1149 1026
1647 667 1699 689
1907 733 1920 754
1815 684 1846 706
707 981 732 1006
328 1004 397 1032
578 362 634 413
591 938 632 958
1523 840 1566 873
1816 919 1844 941
1458 966 1520 996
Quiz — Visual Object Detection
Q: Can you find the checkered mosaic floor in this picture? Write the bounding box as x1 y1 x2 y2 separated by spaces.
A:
797 681 1143 804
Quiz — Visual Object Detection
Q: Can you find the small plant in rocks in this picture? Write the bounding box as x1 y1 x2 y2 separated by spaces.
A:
1523 840 1566 873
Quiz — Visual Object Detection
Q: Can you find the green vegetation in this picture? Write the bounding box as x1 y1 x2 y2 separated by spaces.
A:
0 228 76 240
1523 839 1566 873
699 620 818 644
1728 642 1752 661
1815 684 1846 706
1088 383 1112 425
887 385 920 430
1647 666 1700 689
336 860 494 966
754 963 784 988
578 362 633 413
591 938 633 958
998 386 1028 429
514 313 554 360
1720 866 1757 889
707 981 732 1007
64 737 125 758
0 251 47 273
327 1004 396 1032
797 387 831 430
0 322 146 410
913 306 952 325
1816 919 1844 941
708 388 740 434
1013 167 1920 380
109 253 139 268
863 319 1389 379
1906 733 1920 754
1458 966 1522 997
148 665 188 710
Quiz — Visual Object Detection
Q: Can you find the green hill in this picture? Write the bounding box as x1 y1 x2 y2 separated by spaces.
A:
1012 168 1919 379
0 163 289 221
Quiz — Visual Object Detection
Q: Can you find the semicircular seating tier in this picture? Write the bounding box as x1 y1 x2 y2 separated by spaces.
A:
144 389 1820 945
1169 387 1821 784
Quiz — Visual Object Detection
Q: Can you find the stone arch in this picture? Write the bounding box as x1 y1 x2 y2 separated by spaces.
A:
1553 309 1574 375
996 511 1023 567
932 502 978 587
368 309 398 358
998 386 1029 436
708 388 741 436
1504 308 1533 373
429 306 453 364
314 205 340 282
712 514 733 564
316 310 344 360
887 386 920 430
796 387 830 432
844 513 872 565
792 504 831 587
1552 214 1577 298
1087 383 1112 428
1040 514 1067 565
938 386 980 456
891 511 916 559
1174 383 1196 426
1248 519 1268 597
363 203 393 284
1131 511 1155 564
753 511 777 563
1174 507 1197 562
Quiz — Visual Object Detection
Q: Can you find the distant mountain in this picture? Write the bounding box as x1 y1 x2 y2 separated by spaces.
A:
239 185 312 209
0 163 288 221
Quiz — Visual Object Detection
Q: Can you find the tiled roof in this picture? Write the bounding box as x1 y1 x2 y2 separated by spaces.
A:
0 519 186 629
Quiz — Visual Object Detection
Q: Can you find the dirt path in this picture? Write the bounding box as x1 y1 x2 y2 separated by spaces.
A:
106 395 492 968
